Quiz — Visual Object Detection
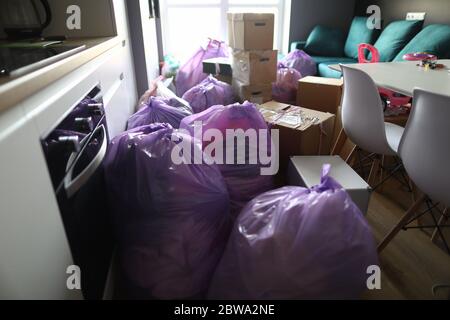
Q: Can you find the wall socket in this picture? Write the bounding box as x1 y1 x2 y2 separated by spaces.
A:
406 12 426 20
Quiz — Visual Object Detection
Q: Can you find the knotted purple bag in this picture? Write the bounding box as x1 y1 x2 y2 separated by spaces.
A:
279 49 317 77
176 39 229 97
104 123 231 299
272 65 302 104
182 75 235 114
208 165 378 299
127 96 192 129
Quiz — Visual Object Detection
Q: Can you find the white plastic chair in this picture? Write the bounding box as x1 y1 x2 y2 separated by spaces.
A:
378 89 450 252
340 65 405 187
341 64 405 156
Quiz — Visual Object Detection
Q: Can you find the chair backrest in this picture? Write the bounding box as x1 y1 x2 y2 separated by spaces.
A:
340 65 395 155
399 89 450 207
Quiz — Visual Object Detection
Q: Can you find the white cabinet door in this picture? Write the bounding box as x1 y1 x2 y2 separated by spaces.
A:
0 105 81 300
103 74 131 139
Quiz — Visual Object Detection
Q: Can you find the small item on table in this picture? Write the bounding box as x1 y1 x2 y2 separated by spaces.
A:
402 52 444 69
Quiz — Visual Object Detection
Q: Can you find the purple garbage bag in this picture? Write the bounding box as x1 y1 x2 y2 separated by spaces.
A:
127 96 192 129
208 165 378 299
104 123 231 299
182 75 235 114
279 49 316 77
180 102 275 218
272 67 302 104
176 39 229 97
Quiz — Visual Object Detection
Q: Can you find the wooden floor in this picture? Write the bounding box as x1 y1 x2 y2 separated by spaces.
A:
361 183 450 300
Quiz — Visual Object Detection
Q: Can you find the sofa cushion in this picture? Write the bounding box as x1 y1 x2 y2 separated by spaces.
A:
344 16 380 60
316 58 358 78
371 20 424 62
394 24 450 61
311 56 357 65
304 25 346 57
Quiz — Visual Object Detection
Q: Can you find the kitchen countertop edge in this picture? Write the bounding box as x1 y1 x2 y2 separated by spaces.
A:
0 37 122 114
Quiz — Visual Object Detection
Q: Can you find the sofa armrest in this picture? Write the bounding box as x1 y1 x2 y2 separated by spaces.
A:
290 41 307 52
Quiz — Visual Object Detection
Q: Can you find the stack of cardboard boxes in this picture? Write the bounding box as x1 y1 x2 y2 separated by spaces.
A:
227 13 277 104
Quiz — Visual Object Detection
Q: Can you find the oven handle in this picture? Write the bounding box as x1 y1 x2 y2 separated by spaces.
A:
64 125 107 198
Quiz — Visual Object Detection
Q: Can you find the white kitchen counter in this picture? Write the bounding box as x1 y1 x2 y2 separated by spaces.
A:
0 37 121 114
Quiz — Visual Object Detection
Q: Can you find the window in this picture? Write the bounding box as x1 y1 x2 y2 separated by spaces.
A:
160 0 291 62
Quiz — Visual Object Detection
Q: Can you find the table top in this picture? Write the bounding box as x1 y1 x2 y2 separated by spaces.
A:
329 59 450 97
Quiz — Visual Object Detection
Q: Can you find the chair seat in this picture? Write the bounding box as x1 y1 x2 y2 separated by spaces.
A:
385 122 405 154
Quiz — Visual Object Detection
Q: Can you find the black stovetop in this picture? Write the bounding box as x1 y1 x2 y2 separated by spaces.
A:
0 44 85 78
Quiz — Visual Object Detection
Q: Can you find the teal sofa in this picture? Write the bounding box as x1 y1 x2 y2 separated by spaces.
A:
291 17 450 78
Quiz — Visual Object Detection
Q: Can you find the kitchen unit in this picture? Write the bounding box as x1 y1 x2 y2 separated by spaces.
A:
0 0 143 299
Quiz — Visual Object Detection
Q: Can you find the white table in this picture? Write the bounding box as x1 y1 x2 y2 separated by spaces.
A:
330 59 450 97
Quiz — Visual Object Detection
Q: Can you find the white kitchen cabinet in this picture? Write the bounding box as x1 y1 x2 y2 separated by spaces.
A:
103 73 130 138
113 0 138 111
0 0 139 299
0 104 81 300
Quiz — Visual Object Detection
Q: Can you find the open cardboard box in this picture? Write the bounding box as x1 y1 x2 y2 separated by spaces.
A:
258 101 335 172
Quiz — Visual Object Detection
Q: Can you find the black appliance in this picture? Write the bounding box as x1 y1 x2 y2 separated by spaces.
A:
0 44 86 78
41 85 114 300
0 0 52 39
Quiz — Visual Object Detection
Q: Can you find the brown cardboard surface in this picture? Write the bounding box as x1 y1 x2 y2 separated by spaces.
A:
227 13 274 50
233 80 272 104
232 50 277 85
259 101 335 171
297 76 343 115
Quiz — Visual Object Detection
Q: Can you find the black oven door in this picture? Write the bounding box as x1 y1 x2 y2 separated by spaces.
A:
55 122 114 300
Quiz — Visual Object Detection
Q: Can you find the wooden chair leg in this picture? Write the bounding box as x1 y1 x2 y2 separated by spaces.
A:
378 194 427 253
345 145 357 165
331 128 347 156
409 177 418 203
431 208 448 243
378 155 386 192
367 157 381 188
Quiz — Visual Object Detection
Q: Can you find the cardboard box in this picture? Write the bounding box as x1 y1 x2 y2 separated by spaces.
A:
233 79 272 104
232 49 277 85
288 156 372 215
259 101 335 171
297 76 343 114
202 57 233 76
227 13 274 50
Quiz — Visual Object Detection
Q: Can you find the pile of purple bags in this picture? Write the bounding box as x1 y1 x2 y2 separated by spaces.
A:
182 75 235 113
102 42 379 299
180 101 274 218
127 96 192 129
208 165 378 299
104 123 231 299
